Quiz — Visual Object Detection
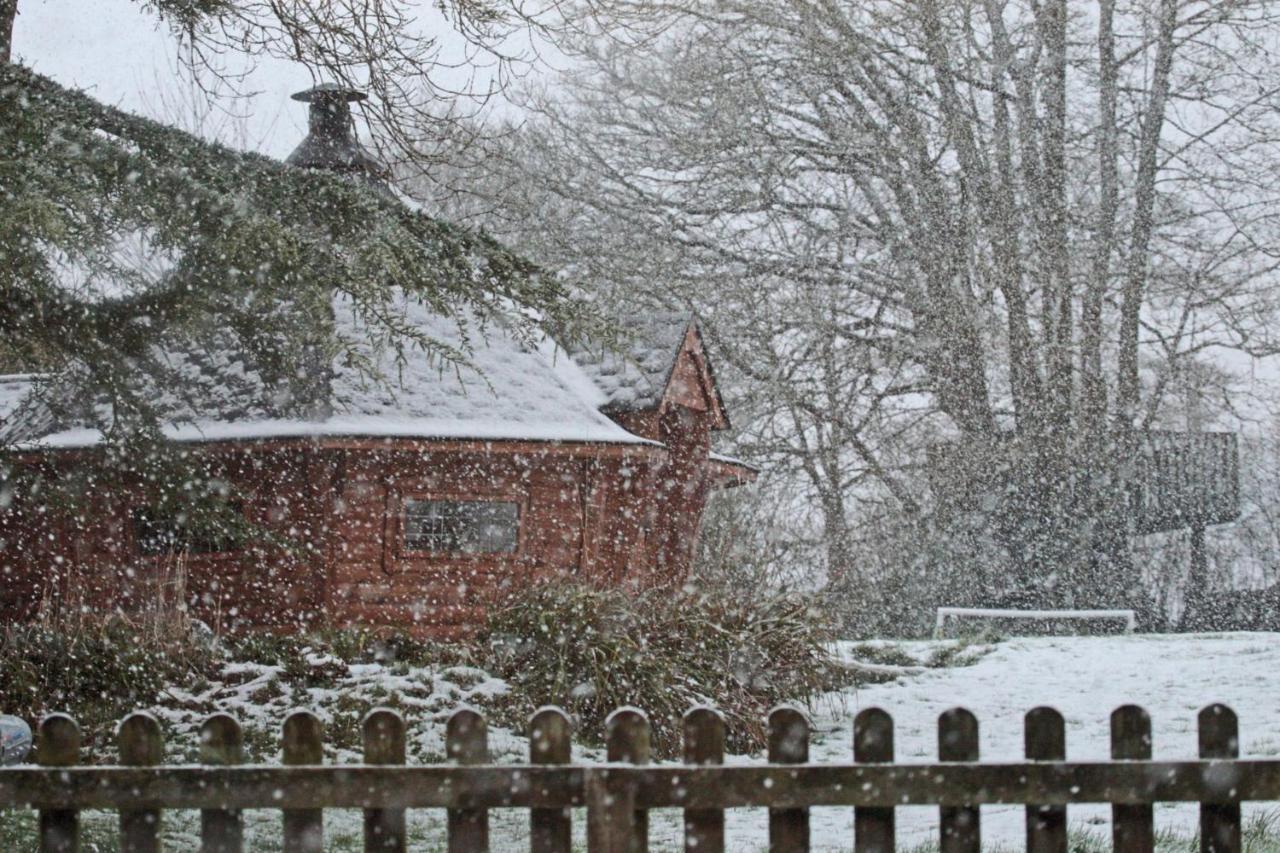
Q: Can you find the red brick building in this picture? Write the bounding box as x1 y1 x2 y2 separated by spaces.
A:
0 89 753 638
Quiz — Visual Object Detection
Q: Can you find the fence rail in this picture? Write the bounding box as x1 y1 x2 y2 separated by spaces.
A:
0 703 1264 853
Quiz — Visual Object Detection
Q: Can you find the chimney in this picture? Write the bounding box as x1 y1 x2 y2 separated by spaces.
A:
286 84 391 192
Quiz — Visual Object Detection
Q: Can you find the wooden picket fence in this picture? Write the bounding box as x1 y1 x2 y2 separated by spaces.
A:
0 702 1275 852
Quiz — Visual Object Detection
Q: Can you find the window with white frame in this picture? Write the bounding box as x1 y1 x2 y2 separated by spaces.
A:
402 499 519 555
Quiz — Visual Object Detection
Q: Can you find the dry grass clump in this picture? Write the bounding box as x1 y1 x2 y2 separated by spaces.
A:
0 615 221 753
482 580 842 757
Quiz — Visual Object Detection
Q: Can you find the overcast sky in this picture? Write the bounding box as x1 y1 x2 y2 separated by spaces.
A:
12 0 537 160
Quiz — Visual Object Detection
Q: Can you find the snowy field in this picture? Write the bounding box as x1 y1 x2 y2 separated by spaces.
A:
4 632 1279 850
638 632 1280 851
757 632 1280 851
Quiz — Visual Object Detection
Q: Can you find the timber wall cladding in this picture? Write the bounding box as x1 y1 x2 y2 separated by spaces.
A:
0 437 698 634
0 702 1265 853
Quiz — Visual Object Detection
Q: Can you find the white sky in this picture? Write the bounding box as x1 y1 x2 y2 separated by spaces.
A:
11 0 545 160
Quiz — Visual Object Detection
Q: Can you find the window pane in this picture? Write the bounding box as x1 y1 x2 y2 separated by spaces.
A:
132 504 241 556
403 500 519 554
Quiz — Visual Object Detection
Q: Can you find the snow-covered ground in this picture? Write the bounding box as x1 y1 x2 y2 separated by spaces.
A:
6 632 1279 850
698 632 1280 852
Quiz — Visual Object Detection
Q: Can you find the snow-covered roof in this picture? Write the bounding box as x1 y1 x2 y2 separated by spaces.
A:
0 375 37 424
567 311 694 412
7 296 662 449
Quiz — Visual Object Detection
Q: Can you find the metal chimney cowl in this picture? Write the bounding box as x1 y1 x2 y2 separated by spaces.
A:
286 84 392 193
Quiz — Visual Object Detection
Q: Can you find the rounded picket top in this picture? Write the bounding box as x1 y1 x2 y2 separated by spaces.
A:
605 707 651 764
199 713 244 765
767 704 810 763
118 712 163 765
447 707 489 765
528 706 572 764
938 707 979 761
362 708 406 765
1110 705 1152 759
37 713 80 767
682 706 725 765
854 707 894 762
1198 703 1239 759
282 710 324 765
1025 706 1065 761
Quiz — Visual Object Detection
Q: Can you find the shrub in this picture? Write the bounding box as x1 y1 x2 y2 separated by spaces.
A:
481 580 841 757
0 617 219 753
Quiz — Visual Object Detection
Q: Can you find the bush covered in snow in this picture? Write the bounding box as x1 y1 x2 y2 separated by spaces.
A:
482 580 842 757
0 617 221 751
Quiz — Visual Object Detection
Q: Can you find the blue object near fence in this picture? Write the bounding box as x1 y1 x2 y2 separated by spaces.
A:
0 715 32 765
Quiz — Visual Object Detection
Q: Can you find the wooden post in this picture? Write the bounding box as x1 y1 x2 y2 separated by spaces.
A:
118 712 164 853
854 707 894 853
1111 705 1154 853
200 713 244 853
939 708 979 853
586 707 650 853
529 707 573 853
682 706 725 853
586 765 637 853
447 708 490 853
363 708 407 853
767 705 810 852
1199 704 1241 853
282 710 324 853
37 714 80 853
1024 707 1066 853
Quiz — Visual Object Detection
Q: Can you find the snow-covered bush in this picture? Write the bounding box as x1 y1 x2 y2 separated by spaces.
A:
481 580 841 757
0 618 220 752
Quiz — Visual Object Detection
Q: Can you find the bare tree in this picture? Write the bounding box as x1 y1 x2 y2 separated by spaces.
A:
450 0 1280 614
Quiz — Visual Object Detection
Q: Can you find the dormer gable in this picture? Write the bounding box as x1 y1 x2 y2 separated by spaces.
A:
656 323 728 430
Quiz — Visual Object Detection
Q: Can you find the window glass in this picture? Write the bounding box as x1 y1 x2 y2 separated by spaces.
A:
132 504 241 556
403 499 519 554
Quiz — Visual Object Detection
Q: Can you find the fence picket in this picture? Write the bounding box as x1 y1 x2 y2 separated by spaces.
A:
602 707 650 853
1199 704 1241 853
199 713 244 853
530 707 573 853
682 706 725 853
37 714 80 853
1111 705 1154 853
282 711 325 853
447 708 490 853
118 712 163 853
854 708 894 853
767 705 810 852
1024 707 1066 853
939 708 980 853
362 709 407 853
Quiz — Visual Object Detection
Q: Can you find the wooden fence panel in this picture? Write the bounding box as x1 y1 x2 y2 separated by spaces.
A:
447 708 490 853
1199 704 1241 853
767 705 810 852
362 709 406 853
854 707 894 853
529 707 572 853
682 706 725 853
199 713 244 853
118 712 163 853
1111 705 1154 853
939 708 980 853
1025 707 1066 853
6 700 1280 853
282 711 325 853
37 713 79 853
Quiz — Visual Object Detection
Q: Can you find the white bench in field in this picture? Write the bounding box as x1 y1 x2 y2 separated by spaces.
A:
934 607 1137 636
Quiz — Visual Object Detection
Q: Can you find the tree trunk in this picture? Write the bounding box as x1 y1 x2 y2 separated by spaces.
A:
0 0 17 64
